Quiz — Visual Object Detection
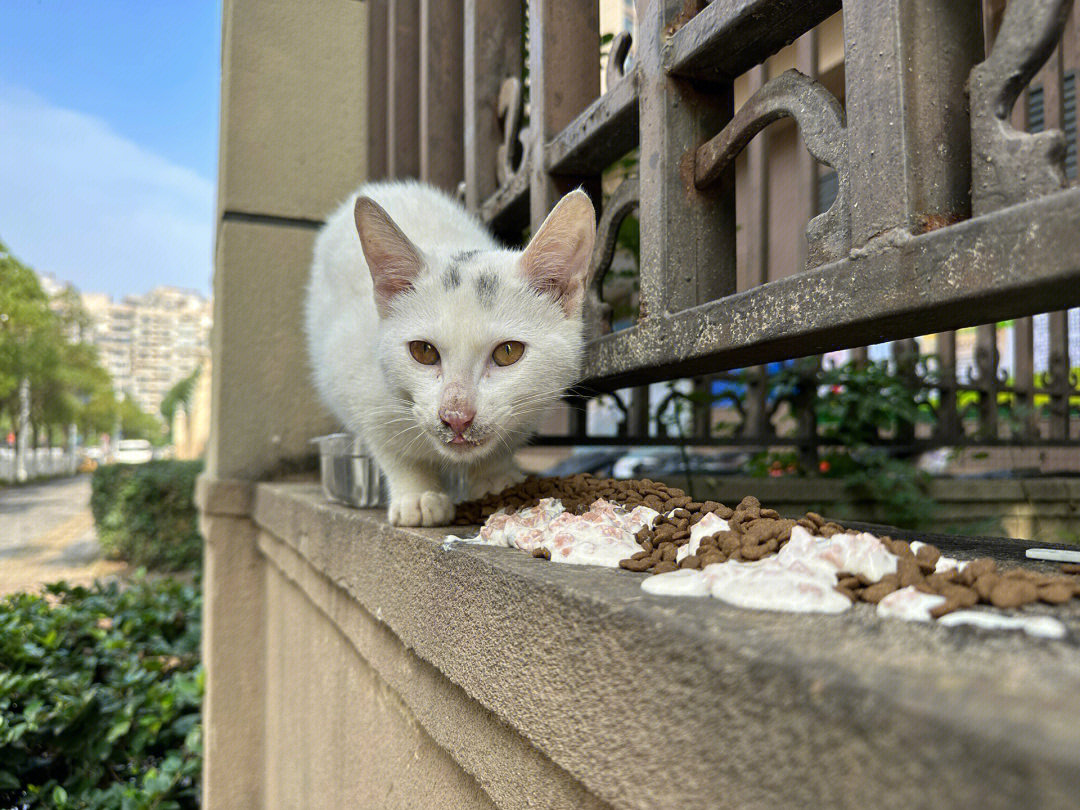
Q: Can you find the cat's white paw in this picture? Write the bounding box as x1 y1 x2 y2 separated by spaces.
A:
468 468 526 500
389 491 455 527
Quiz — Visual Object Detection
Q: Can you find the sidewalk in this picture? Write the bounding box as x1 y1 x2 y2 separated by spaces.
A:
0 475 128 595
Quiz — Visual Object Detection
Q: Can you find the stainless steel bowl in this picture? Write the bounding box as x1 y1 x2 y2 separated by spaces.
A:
311 433 385 508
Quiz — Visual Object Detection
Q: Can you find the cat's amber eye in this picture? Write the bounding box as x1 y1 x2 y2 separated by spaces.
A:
492 341 525 366
409 340 440 365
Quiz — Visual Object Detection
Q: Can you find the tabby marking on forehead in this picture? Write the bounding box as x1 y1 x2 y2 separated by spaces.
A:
475 271 499 307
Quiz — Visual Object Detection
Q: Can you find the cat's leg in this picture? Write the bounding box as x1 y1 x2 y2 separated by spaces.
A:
466 452 526 500
379 453 454 527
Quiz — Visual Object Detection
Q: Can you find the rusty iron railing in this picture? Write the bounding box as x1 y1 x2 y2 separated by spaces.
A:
365 0 1080 456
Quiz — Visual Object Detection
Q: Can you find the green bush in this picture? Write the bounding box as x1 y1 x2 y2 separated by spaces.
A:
0 577 202 809
91 461 204 572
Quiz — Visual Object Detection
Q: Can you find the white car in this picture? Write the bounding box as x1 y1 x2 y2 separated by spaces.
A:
113 439 154 464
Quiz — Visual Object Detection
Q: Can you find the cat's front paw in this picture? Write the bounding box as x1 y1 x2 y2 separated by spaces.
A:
389 491 455 527
468 468 526 500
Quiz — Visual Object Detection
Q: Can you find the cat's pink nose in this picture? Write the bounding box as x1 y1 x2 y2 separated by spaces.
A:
439 408 475 435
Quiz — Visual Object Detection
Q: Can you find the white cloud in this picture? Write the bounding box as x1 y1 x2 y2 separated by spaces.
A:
0 83 214 298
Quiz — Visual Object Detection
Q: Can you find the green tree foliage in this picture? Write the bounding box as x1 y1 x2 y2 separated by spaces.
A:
0 240 119 444
159 368 200 433
118 397 164 444
0 577 202 809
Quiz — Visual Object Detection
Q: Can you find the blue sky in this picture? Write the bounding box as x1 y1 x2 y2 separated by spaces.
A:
0 1 220 298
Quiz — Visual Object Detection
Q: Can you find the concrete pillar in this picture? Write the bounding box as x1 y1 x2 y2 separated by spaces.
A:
204 1 370 807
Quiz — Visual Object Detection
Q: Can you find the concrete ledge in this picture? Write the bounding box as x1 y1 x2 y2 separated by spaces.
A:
258 527 610 810
196 475 255 517
253 482 1080 810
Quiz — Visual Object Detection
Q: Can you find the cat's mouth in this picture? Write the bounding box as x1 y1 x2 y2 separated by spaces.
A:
447 435 485 450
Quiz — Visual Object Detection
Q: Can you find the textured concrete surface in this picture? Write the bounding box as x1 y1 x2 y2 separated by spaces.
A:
259 526 612 810
252 482 1080 810
262 561 501 810
217 0 368 222
201 513 266 810
208 220 336 479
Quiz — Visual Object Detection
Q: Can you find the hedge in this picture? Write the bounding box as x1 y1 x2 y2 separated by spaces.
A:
0 577 202 809
90 461 204 572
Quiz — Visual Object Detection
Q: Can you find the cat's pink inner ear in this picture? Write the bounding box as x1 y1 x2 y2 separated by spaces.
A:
354 197 424 317
519 190 597 316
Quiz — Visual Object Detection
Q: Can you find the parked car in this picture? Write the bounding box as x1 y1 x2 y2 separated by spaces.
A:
113 439 154 464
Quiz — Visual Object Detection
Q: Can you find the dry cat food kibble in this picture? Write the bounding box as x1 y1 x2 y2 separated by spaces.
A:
451 474 1080 627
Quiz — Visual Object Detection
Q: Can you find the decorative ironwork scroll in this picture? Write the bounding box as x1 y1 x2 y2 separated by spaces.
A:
694 69 848 269
970 0 1075 215
495 76 528 187
584 176 640 338
604 31 633 89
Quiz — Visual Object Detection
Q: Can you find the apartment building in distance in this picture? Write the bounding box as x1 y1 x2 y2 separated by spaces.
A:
81 287 212 415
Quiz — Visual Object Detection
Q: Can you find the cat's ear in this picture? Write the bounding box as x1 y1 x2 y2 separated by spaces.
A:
519 189 596 316
354 197 425 317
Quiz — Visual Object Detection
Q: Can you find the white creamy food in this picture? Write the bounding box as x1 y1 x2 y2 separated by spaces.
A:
446 497 659 567
446 498 1068 637
645 526 897 614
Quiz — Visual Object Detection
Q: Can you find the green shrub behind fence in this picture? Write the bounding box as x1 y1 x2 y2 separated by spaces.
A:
91 461 204 572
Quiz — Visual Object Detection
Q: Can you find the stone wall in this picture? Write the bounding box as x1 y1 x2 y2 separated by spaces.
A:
196 479 1080 809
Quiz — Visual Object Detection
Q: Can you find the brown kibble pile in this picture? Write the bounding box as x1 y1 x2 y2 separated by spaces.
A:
453 473 697 525
455 474 1080 618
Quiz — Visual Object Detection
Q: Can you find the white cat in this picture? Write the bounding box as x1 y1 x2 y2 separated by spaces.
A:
305 180 596 527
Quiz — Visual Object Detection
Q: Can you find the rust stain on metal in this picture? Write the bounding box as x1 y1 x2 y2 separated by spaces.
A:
915 212 964 235
665 0 706 36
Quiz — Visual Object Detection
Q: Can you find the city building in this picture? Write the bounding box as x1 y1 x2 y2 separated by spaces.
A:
79 286 212 416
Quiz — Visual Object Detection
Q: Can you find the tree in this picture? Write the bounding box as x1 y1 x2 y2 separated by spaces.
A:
160 366 201 439
0 240 121 446
118 395 164 444
0 240 60 445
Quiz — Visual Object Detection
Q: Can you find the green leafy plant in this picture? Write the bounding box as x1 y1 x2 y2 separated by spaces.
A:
0 576 202 809
91 461 204 571
741 357 937 528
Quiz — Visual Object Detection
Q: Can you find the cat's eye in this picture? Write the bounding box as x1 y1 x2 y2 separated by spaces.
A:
492 341 525 366
409 340 440 365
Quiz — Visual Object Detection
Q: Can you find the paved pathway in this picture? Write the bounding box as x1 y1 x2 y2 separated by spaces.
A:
0 475 127 595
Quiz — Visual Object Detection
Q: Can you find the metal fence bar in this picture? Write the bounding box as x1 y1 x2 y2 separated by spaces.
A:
638 0 735 323
366 0 389 181
387 0 420 178
664 0 840 80
419 0 464 191
744 62 770 443
975 323 1001 439
462 0 522 212
935 330 961 442
526 0 600 236
842 0 982 245
1048 310 1071 439
794 28 820 271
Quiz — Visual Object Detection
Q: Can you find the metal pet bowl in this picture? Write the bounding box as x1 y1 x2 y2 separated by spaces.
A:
311 433 385 508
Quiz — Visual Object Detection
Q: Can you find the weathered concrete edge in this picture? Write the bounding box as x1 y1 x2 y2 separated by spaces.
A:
196 474 255 517
257 528 613 810
253 482 1080 810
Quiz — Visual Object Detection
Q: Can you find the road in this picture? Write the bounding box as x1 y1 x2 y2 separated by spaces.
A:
0 475 126 595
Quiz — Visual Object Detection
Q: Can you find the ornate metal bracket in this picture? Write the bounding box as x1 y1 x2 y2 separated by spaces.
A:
694 69 849 269
495 76 529 188
584 176 640 338
969 0 1074 215
605 31 633 89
